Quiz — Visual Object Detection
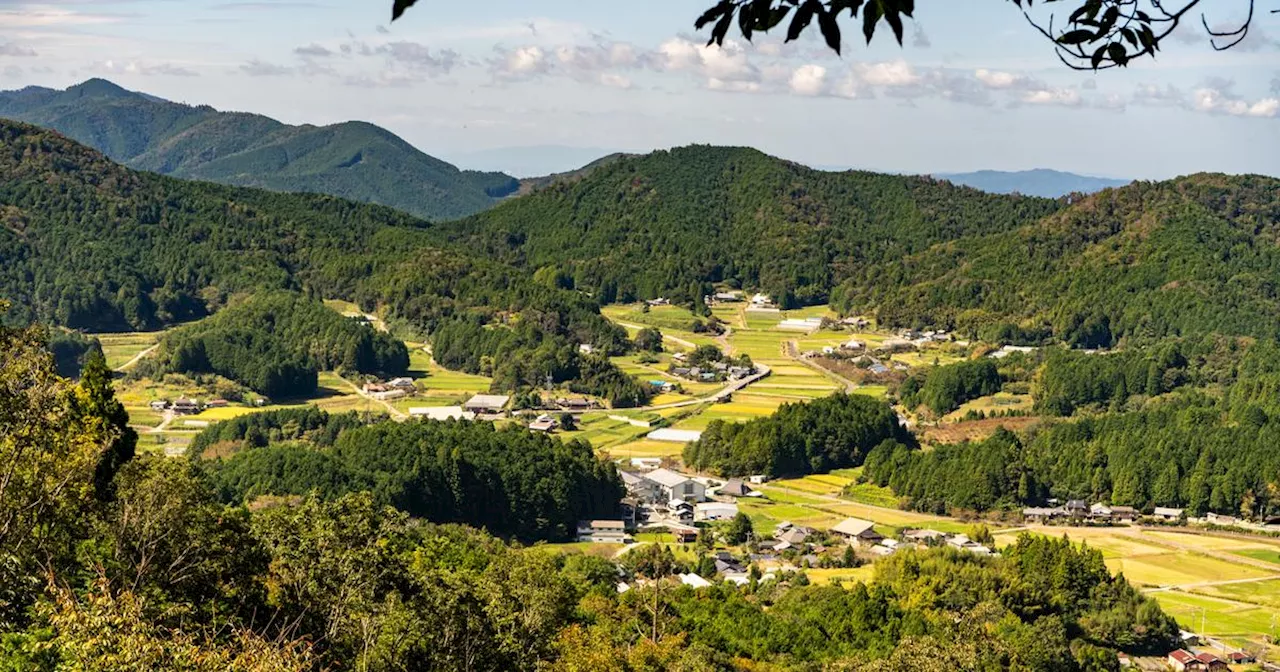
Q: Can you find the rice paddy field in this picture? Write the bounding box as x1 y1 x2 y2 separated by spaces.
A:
96 331 161 370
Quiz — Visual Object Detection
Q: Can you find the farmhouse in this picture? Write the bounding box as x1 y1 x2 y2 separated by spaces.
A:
462 394 510 416
695 502 739 522
576 520 631 544
369 388 407 401
645 468 706 503
528 414 558 432
1022 507 1063 523
149 400 169 411
206 399 229 408
1109 505 1137 522
718 479 754 498
750 293 774 308
1065 500 1089 518
621 472 663 502
831 518 884 546
386 377 416 390
646 298 671 307
1152 507 1186 522
679 573 712 589
172 398 201 415
409 406 475 421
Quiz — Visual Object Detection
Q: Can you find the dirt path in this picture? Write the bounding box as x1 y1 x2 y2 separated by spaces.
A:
1144 574 1280 593
335 376 408 420
789 339 858 393
116 344 158 373
615 322 698 350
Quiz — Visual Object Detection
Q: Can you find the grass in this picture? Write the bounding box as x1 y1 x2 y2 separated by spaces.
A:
804 566 877 586
944 392 1035 422
1233 548 1280 565
534 542 623 558
96 331 161 370
1152 590 1280 639
604 439 687 459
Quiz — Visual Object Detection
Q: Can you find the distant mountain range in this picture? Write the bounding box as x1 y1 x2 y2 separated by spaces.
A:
0 79 519 220
934 169 1131 198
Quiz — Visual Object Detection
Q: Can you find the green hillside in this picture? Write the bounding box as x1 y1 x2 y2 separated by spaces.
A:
833 174 1280 346
0 79 517 220
428 145 1062 307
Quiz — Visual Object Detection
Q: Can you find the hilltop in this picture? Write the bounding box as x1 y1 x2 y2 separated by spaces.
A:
0 79 518 220
428 145 1062 307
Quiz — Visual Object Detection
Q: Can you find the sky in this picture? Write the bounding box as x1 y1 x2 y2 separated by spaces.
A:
0 0 1278 177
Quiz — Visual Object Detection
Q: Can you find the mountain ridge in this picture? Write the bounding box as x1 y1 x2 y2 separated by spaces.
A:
935 168 1131 197
0 79 518 220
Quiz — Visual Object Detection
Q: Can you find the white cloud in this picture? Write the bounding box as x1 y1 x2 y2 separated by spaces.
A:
1193 87 1279 117
789 64 827 96
0 42 36 57
1021 88 1082 106
378 42 460 74
599 73 632 89
294 43 333 58
975 68 1032 89
89 60 198 77
240 59 292 76
854 60 919 87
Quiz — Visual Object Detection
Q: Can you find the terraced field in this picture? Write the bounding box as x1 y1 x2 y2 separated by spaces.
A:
96 331 161 370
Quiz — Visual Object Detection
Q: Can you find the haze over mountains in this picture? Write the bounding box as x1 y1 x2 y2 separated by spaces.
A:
936 169 1132 198
0 79 519 221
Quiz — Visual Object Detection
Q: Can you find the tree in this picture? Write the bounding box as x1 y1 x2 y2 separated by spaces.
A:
725 512 755 545
391 0 1275 71
634 327 664 353
78 350 137 500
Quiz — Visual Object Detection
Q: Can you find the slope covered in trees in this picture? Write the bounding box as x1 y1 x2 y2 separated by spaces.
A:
684 393 914 477
193 408 623 542
0 119 641 397
156 293 408 397
833 174 1280 346
427 145 1061 308
0 79 517 220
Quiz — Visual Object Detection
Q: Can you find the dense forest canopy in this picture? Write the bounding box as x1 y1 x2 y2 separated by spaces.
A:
684 392 914 477
193 408 622 542
0 119 642 395
426 145 1059 309
155 292 409 398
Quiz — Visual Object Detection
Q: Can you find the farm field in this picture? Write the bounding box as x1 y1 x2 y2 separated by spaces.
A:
96 331 161 370
943 392 1035 422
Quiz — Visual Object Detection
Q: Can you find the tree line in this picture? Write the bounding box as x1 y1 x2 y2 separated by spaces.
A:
684 393 914 477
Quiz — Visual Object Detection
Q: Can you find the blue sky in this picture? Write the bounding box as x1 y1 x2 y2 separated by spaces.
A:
0 0 1277 177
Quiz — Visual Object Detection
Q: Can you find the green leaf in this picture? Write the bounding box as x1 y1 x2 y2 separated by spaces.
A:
1058 29 1096 45
786 0 818 42
391 0 418 21
862 0 883 44
817 6 843 54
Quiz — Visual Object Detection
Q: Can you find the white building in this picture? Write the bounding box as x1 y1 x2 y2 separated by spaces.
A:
409 406 476 421
644 468 706 503
695 502 739 522
576 520 631 543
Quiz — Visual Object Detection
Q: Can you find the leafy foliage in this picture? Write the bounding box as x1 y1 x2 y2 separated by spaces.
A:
684 392 914 477
427 145 1057 309
157 292 408 398
197 411 624 542
900 358 1002 416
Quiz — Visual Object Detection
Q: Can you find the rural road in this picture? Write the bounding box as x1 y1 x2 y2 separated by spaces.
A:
335 376 409 420
615 321 699 351
622 362 773 413
115 344 158 373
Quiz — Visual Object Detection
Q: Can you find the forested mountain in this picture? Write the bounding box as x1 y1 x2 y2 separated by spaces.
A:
936 169 1130 198
834 174 1280 346
0 79 517 220
426 145 1062 308
0 119 640 399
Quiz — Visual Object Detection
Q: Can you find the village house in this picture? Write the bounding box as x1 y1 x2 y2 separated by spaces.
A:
948 535 995 556
630 457 662 471
831 518 884 546
1110 506 1137 523
206 399 229 409
1206 512 1239 526
409 406 474 421
528 414 558 432
386 377 416 391
679 573 712 589
1152 507 1186 523
576 520 631 544
149 400 169 411
711 292 742 303
646 298 671 307
621 471 664 502
171 398 201 415
695 501 739 522
902 529 947 546
1022 507 1064 523
667 524 699 543
369 388 407 401
557 397 595 411
462 394 511 416
667 499 694 522
1065 500 1089 519
718 478 755 498
644 469 706 503
750 293 774 308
